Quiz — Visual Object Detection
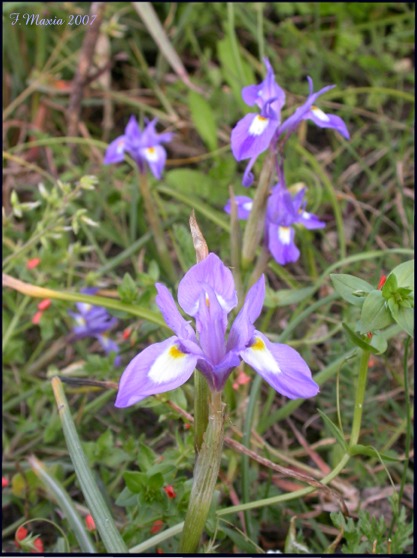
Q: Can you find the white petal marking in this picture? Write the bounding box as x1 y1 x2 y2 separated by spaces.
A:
148 343 189 384
311 106 330 122
248 337 281 374
145 147 158 162
248 115 269 136
278 226 291 245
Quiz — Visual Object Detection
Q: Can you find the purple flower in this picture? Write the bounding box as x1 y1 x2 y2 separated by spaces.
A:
231 58 285 187
224 196 253 220
69 288 121 365
279 76 350 140
266 184 326 265
230 60 349 186
104 116 173 179
115 253 319 407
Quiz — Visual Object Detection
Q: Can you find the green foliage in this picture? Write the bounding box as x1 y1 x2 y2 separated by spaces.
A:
2 1 413 554
331 507 413 554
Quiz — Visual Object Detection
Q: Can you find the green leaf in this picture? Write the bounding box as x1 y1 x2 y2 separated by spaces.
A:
342 323 386 354
359 290 393 333
368 333 388 354
349 444 400 462
188 90 218 152
330 273 373 306
264 286 315 308
391 259 414 289
118 273 139 304
123 471 148 493
217 37 255 109
381 272 398 299
389 303 414 337
317 409 347 450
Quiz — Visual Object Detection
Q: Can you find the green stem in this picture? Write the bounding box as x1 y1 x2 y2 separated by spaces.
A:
194 372 210 453
389 335 412 535
137 172 176 283
180 390 225 553
241 151 275 269
350 349 371 447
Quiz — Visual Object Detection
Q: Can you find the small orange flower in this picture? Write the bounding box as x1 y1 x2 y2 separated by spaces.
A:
32 311 43 325
85 514 96 532
27 258 41 270
232 369 251 390
37 299 52 311
163 485 176 499
377 275 387 290
150 519 164 534
122 327 132 340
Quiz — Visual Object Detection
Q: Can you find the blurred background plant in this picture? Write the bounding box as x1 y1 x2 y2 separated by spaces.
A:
2 2 414 553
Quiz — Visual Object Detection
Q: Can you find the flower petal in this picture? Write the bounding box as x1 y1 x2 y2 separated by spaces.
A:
240 332 319 399
115 336 197 407
141 144 167 179
125 115 142 141
224 196 253 220
178 253 237 317
231 113 278 161
227 275 265 351
194 285 227 366
306 110 350 140
103 135 127 164
155 283 196 340
297 210 326 230
267 222 300 265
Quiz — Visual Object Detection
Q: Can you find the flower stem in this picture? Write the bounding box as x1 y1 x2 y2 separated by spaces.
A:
349 349 371 447
180 390 225 553
241 151 275 269
137 172 176 282
194 372 210 453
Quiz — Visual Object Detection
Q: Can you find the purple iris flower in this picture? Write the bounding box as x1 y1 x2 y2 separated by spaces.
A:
69 288 121 365
278 76 350 140
224 196 253 220
230 59 349 186
231 58 286 187
104 116 173 179
115 253 319 407
266 184 326 265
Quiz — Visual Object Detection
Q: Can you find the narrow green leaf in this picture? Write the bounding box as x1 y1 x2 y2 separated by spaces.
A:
188 91 218 152
342 323 385 354
51 377 128 554
330 273 373 306
264 286 315 308
349 444 400 462
28 456 96 554
317 409 347 450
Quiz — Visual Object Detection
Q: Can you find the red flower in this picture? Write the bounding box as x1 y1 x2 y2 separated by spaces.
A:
37 299 52 311
33 537 44 553
32 311 43 325
377 275 387 290
15 526 28 542
163 485 176 499
150 519 164 534
85 514 96 532
27 258 41 270
2 476 9 488
122 327 132 340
